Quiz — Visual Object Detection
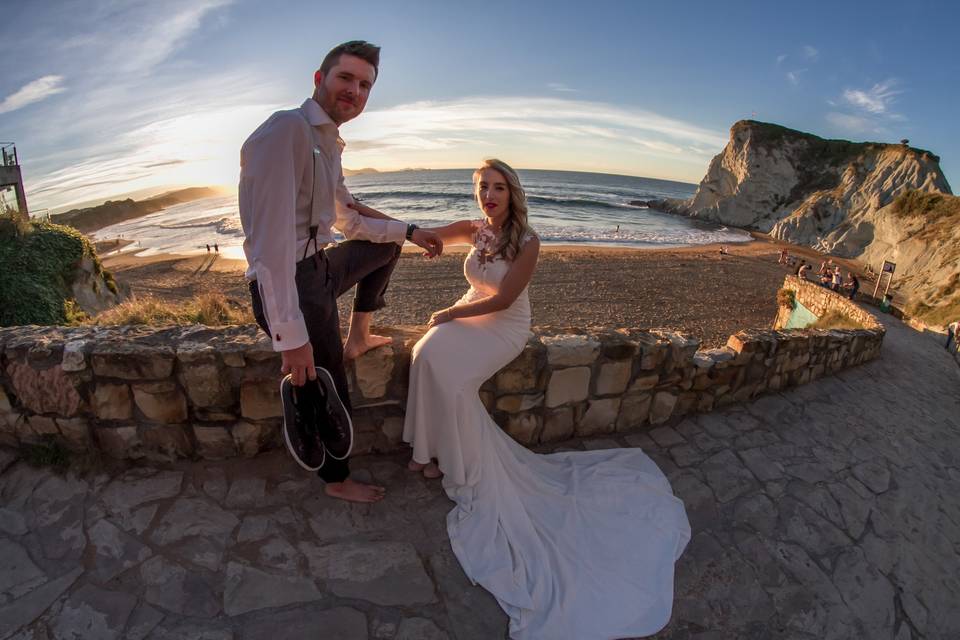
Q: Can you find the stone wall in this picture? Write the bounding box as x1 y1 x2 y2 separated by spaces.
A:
0 302 885 461
774 275 885 331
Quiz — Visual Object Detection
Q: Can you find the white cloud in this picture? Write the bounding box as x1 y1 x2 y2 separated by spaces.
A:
786 69 807 86
0 75 66 114
842 79 902 114
776 54 788 65
547 82 577 93
826 112 872 133
803 45 819 60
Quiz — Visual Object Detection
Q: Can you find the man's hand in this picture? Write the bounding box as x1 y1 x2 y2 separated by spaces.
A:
281 342 316 386
411 228 443 258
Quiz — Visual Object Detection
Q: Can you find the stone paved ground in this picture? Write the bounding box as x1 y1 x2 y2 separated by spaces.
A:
1 315 958 640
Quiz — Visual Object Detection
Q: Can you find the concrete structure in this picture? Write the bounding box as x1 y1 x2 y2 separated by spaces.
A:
1 143 29 223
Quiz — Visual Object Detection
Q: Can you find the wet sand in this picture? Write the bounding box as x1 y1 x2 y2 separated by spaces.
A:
100 235 869 348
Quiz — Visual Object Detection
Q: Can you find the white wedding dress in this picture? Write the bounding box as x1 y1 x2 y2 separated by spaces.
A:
403 220 691 640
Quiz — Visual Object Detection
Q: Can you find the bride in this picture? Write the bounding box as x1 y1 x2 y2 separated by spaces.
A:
403 159 691 639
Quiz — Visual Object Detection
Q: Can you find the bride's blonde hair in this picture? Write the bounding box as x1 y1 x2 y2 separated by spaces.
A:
473 158 534 262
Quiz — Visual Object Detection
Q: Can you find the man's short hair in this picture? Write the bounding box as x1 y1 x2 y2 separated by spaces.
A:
320 40 381 78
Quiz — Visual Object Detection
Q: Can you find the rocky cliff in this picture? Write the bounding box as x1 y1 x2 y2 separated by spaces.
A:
667 121 958 322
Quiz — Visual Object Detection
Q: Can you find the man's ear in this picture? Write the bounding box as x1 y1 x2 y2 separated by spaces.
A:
314 69 324 88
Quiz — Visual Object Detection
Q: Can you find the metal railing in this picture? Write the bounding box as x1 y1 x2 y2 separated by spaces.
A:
1 143 18 167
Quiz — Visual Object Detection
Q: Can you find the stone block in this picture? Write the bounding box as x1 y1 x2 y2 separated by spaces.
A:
545 367 591 408
194 425 238 459
628 373 659 392
91 343 175 379
541 408 574 441
381 417 404 444
354 345 394 398
505 412 541 445
496 393 544 413
56 418 91 451
0 386 10 413
6 362 83 416
649 391 678 425
180 361 233 408
232 420 276 457
576 397 621 436
616 393 651 431
61 340 87 372
141 424 193 460
542 334 600 367
599 331 639 360
133 382 188 424
23 415 59 439
97 426 143 459
241 380 281 420
92 384 133 420
495 342 544 392
480 391 495 412
595 360 631 395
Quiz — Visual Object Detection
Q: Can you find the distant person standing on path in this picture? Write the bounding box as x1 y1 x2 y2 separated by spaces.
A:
846 272 860 300
239 40 442 503
797 261 810 280
946 320 960 351
213 243 219 254
206 243 211 253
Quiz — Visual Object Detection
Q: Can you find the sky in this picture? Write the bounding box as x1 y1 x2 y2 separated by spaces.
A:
1 0 958 213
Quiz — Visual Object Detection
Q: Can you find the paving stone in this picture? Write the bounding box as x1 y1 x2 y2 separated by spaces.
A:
581 438 620 451
0 568 83 639
170 536 226 572
49 583 137 640
123 602 164 640
695 413 738 439
242 606 368 640
671 473 718 532
670 444 706 468
150 498 240 546
622 432 655 450
300 541 436 606
852 461 891 494
702 449 757 503
87 519 153 583
224 477 266 509
99 470 183 513
732 493 778 536
255 536 302 573
427 548 507 640
396 617 449 640
831 547 896 637
0 506 27 535
201 467 228 503
649 426 685 448
147 621 234 640
0 539 47 599
140 555 219 618
738 448 784 482
236 507 299 543
223 562 322 616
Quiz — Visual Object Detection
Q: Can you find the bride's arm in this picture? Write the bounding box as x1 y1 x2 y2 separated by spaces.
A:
423 220 476 246
428 236 540 327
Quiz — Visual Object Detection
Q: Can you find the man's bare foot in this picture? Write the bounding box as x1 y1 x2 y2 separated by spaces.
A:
324 478 386 503
344 334 392 361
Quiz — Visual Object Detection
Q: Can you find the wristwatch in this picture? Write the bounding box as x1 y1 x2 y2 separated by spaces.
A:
405 223 419 241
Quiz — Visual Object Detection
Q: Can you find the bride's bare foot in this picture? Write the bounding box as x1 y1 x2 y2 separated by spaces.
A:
422 462 443 479
344 334 392 361
408 460 427 472
324 478 386 503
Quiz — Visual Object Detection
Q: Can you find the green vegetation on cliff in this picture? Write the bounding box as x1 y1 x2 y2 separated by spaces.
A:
0 218 116 325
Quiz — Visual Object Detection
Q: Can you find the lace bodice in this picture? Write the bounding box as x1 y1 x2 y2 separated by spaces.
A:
463 219 534 297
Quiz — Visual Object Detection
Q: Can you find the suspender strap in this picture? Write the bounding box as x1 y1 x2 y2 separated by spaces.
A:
297 108 323 263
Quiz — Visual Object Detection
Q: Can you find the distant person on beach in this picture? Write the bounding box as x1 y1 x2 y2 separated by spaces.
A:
206 244 210 253
946 320 959 351
831 268 842 291
845 272 860 300
214 243 219 254
797 261 810 279
239 40 441 503
778 248 787 264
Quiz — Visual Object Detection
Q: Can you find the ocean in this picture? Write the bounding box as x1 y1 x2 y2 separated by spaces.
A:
92 169 750 260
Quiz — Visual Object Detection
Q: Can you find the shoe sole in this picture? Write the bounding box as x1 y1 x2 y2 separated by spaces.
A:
280 375 326 472
313 366 354 461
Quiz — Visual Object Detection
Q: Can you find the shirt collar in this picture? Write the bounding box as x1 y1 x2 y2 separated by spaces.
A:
300 98 345 149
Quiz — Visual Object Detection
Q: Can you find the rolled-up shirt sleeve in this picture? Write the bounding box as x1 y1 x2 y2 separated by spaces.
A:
239 114 310 352
334 175 407 244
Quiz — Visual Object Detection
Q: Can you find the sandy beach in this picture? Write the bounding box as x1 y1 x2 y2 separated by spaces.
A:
100 236 870 349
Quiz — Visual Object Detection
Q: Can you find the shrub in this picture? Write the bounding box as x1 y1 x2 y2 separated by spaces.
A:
777 288 796 309
93 293 253 326
809 310 864 330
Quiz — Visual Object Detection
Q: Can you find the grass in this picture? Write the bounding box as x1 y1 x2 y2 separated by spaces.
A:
93 292 254 326
20 436 72 473
0 217 118 326
777 288 797 309
905 294 960 327
809 310 866 330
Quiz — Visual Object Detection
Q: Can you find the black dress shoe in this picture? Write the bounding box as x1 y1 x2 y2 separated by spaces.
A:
280 375 327 472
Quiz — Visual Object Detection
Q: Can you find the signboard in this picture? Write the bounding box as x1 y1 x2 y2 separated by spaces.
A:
882 261 896 274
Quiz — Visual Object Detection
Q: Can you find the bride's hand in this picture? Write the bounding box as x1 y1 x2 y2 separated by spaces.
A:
427 308 453 328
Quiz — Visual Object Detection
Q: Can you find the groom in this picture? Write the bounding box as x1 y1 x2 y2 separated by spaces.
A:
239 40 442 503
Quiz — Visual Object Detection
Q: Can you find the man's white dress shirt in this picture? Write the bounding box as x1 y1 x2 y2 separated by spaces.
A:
239 98 407 352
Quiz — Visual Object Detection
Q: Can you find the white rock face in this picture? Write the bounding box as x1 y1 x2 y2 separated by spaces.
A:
677 121 956 307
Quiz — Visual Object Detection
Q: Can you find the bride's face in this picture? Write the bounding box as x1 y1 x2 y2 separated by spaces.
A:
475 168 510 223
